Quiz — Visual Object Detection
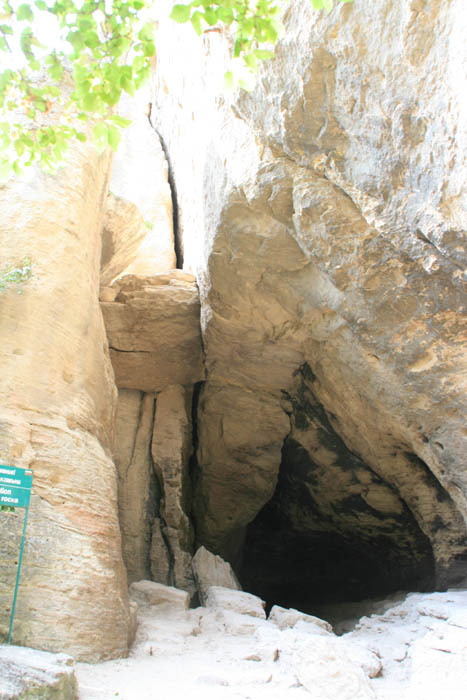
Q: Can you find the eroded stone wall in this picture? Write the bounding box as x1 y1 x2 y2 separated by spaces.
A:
152 0 467 600
0 143 132 661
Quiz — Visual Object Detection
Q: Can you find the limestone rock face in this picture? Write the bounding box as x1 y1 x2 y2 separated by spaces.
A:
100 193 148 287
152 0 467 601
101 272 205 392
0 144 132 660
0 645 77 700
150 385 196 594
114 390 156 583
110 87 176 275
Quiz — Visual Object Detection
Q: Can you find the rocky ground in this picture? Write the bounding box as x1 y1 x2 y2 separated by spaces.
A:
74 584 467 700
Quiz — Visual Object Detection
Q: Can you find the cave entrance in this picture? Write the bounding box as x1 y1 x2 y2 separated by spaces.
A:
240 436 435 618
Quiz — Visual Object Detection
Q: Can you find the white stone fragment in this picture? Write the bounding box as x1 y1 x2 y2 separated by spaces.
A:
204 586 266 619
129 580 190 610
0 645 77 700
269 605 333 634
292 636 376 699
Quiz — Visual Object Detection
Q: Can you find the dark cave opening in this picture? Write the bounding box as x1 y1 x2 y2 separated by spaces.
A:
240 436 436 617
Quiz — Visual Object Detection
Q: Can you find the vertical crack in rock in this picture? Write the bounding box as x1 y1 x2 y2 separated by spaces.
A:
188 381 204 540
148 110 182 269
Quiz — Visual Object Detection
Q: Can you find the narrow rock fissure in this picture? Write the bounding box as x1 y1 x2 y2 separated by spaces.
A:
188 381 203 530
148 111 183 269
146 403 176 586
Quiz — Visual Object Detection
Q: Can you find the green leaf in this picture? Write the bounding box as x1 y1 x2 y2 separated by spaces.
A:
322 0 334 11
217 6 233 24
83 31 100 49
170 4 190 23
204 7 217 25
121 75 135 95
16 3 34 21
244 53 258 69
137 21 153 41
82 92 99 111
109 115 132 128
142 41 155 57
223 70 234 90
107 124 120 150
311 0 324 8
190 11 203 35
14 139 25 156
102 87 121 106
77 17 94 32
0 24 13 35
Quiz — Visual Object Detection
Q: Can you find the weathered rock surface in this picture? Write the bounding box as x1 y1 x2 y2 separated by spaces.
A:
292 635 376 699
0 645 77 700
150 385 196 594
101 272 205 392
100 193 148 287
114 390 156 583
152 0 467 604
269 605 333 635
192 546 242 604
129 580 190 610
0 141 131 660
76 589 467 700
205 587 266 619
109 86 176 275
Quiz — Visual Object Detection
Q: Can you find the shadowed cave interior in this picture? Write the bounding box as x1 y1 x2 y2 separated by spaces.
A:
240 438 435 616
237 375 437 616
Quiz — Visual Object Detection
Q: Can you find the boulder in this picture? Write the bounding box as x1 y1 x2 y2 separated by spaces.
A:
129 581 190 610
269 605 333 635
192 546 242 604
0 645 77 699
101 273 205 392
292 635 376 700
204 587 266 619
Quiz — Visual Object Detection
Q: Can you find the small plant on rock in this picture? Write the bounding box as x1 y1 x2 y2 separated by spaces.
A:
0 257 33 294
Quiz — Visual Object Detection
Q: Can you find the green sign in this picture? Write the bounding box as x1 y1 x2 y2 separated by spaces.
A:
0 465 34 644
0 465 33 490
0 486 31 508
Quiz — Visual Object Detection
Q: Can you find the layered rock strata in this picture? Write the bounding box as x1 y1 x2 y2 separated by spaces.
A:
101 272 204 392
0 143 132 660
